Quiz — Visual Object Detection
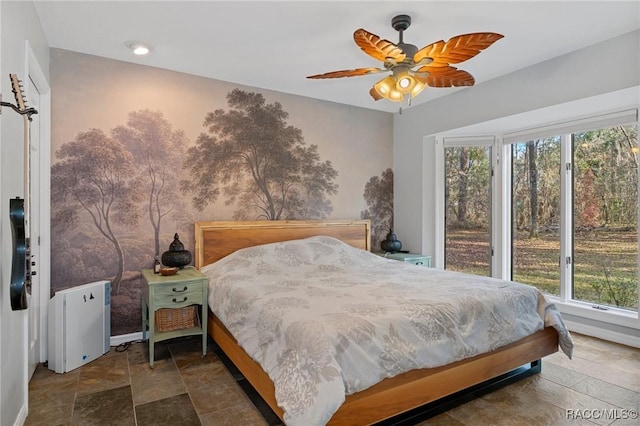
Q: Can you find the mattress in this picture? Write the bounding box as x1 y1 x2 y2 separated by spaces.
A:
202 235 573 425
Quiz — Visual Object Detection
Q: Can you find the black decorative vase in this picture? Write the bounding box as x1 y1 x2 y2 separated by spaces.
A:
161 233 192 269
381 229 402 253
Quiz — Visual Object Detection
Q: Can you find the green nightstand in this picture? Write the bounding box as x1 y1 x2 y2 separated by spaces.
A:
141 266 208 367
378 252 432 267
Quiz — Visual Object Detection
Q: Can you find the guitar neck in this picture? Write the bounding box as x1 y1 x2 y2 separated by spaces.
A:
10 74 26 111
8 74 32 232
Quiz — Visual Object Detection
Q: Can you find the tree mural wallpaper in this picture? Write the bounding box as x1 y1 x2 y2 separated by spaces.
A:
50 49 393 335
112 110 190 258
361 168 394 248
52 128 143 294
183 89 338 220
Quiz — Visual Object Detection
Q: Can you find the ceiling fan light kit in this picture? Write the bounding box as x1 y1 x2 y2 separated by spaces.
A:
373 69 425 103
307 14 503 109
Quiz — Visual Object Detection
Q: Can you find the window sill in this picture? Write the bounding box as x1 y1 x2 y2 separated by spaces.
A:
548 297 638 326
547 297 640 348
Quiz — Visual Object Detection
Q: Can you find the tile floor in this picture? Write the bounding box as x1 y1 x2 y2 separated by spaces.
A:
25 332 639 426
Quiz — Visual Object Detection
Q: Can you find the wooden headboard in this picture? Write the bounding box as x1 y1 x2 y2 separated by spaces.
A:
194 219 371 268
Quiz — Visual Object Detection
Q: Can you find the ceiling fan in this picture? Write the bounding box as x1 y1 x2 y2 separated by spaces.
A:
307 14 503 106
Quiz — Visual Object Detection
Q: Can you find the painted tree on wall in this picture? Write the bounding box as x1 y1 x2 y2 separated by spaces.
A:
51 128 143 293
183 89 338 219
360 168 394 247
111 110 189 257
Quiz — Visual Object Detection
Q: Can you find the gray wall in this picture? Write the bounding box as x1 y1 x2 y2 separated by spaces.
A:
393 30 640 258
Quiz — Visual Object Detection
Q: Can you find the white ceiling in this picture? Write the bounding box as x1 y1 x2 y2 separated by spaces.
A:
33 1 640 113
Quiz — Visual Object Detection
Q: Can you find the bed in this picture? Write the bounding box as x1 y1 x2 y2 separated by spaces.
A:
194 219 573 425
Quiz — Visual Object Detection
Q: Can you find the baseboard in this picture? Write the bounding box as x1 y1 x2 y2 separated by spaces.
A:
110 332 143 347
14 403 27 426
564 319 640 348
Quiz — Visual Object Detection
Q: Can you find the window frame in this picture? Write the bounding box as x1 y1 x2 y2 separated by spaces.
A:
438 136 497 275
436 136 500 276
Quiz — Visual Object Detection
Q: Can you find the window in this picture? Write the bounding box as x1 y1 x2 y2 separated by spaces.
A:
511 137 562 296
505 112 638 313
444 145 492 275
572 124 638 311
436 106 639 340
442 138 494 276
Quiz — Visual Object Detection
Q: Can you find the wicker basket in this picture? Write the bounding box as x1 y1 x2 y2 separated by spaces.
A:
155 305 199 332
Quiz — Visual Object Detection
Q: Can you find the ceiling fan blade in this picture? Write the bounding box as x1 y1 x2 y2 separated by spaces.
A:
354 28 406 63
414 65 475 87
307 67 386 79
414 32 503 66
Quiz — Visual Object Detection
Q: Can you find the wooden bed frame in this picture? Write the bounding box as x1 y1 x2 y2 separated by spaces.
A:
194 220 559 425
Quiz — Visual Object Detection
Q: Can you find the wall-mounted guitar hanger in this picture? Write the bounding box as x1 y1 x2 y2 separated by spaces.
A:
1 74 38 120
2 73 38 310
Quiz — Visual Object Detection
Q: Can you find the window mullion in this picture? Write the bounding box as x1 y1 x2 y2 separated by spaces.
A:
560 133 572 303
499 139 511 280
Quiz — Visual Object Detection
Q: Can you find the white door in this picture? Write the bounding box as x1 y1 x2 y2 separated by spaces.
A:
27 75 41 379
24 41 52 383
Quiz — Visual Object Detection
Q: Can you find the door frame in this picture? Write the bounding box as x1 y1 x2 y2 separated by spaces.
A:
0 7 4 421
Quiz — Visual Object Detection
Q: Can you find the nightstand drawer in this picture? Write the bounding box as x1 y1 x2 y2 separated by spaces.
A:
153 281 203 307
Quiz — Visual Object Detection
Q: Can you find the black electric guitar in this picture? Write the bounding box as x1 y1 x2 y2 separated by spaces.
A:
10 197 28 310
5 74 37 311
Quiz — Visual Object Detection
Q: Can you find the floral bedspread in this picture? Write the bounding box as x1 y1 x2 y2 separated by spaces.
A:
201 236 573 425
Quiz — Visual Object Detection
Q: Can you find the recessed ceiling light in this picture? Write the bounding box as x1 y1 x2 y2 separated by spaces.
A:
125 41 150 55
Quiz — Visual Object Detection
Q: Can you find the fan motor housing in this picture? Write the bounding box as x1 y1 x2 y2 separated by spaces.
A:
398 42 418 59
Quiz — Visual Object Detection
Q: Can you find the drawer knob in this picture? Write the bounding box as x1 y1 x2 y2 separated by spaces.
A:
172 296 188 303
172 286 188 293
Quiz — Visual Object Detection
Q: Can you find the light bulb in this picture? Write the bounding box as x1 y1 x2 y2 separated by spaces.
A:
125 41 151 55
398 77 411 89
374 76 397 99
388 89 404 102
410 81 426 98
132 45 149 55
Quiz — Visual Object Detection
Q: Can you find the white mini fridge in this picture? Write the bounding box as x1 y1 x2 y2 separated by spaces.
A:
48 280 111 373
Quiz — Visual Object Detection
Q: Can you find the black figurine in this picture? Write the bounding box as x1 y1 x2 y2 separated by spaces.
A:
161 233 192 268
381 229 402 253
